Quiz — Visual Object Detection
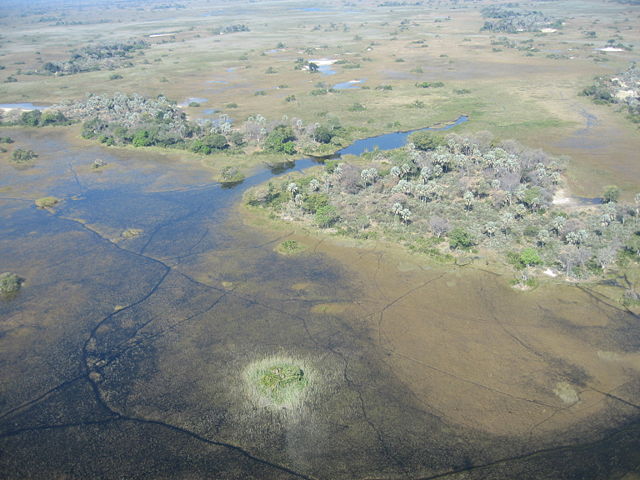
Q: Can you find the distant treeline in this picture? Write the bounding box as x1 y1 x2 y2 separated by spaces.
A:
378 1 423 6
480 7 561 33
41 39 149 75
212 24 250 35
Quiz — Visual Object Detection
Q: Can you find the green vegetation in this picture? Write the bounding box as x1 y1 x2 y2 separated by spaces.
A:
249 132 640 280
244 356 314 408
0 272 22 296
409 131 445 151
1 109 72 127
11 148 37 163
42 39 149 75
481 7 561 33
277 239 306 255
35 196 60 208
122 228 144 239
581 63 640 123
264 125 296 154
602 185 620 203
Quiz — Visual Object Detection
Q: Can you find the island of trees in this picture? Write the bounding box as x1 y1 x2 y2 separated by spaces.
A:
247 131 640 292
582 63 640 123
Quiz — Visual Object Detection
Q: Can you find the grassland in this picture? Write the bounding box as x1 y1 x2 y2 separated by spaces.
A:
1 0 639 194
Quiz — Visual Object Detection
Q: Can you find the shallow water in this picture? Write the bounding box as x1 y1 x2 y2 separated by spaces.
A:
0 103 48 111
179 97 209 106
332 79 365 90
0 125 639 479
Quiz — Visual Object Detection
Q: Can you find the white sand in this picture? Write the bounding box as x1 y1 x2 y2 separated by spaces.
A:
597 47 625 52
149 33 176 38
552 189 571 205
309 58 337 66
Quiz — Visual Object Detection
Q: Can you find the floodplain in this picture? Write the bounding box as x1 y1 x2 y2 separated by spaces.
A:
1 0 640 479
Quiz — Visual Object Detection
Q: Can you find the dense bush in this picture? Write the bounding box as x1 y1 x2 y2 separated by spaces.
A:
11 149 38 163
581 63 640 121
264 126 296 154
250 131 640 279
41 39 149 75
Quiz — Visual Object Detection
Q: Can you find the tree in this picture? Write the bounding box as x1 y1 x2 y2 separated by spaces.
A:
264 125 296 154
448 228 475 249
315 205 339 227
602 185 620 203
518 247 542 267
410 131 444 151
190 134 228 154
313 124 335 144
20 110 42 127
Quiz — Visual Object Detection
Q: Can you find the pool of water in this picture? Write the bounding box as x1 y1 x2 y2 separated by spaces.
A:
337 115 469 156
179 97 208 107
0 122 638 479
0 103 48 111
333 79 366 90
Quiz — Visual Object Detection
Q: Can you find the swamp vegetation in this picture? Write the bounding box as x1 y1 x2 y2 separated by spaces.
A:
1 0 640 478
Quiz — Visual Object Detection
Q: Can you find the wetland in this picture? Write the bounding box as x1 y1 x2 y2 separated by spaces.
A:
1 0 640 479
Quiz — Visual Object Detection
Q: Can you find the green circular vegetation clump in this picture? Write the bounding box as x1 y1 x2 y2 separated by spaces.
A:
245 356 314 408
276 239 306 255
0 272 22 296
35 196 60 209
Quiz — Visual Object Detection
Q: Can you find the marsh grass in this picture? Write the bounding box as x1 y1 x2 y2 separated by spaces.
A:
121 228 144 239
35 196 60 209
0 272 22 296
244 355 316 410
276 239 306 255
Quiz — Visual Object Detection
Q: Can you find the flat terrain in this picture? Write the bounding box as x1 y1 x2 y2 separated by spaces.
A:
1 0 639 479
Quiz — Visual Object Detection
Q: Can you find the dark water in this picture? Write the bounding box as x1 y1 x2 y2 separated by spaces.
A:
0 124 639 479
337 115 469 156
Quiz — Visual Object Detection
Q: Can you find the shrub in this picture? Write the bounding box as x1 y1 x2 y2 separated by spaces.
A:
35 196 60 208
11 149 38 163
315 205 339 228
448 227 475 249
518 247 543 267
303 193 329 213
0 272 21 295
190 134 228 154
410 131 445 151
20 110 42 127
602 185 620 203
264 125 296 154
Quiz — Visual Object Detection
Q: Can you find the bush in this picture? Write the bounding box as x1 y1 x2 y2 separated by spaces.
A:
602 185 620 203
190 134 228 154
315 205 339 228
20 110 42 127
303 193 329 213
35 196 60 208
448 228 475 249
410 131 445 151
264 126 296 154
313 125 337 144
0 272 21 295
518 247 543 267
11 149 37 163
